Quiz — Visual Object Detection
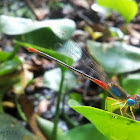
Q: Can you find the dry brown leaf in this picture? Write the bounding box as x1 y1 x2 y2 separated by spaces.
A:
19 94 47 140
12 64 33 94
127 25 140 40
2 101 15 108
71 0 90 9
34 77 44 88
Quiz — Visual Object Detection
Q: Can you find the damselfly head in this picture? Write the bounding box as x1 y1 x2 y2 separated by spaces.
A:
127 94 140 108
133 94 140 109
127 98 135 107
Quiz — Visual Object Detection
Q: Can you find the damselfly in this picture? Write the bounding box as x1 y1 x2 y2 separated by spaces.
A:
27 40 140 120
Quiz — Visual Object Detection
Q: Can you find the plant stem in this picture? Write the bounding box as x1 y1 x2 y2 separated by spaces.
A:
15 96 28 122
123 23 128 35
62 111 77 128
52 69 65 140
7 44 20 60
101 91 108 110
62 94 77 128
121 23 128 42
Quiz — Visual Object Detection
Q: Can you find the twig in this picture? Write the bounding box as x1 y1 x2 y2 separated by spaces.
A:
19 94 47 140
24 0 40 20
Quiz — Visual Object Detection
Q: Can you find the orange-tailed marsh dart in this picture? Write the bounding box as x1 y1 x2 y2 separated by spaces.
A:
28 47 140 120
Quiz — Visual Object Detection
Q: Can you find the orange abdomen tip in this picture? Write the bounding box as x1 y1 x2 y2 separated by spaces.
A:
27 48 38 53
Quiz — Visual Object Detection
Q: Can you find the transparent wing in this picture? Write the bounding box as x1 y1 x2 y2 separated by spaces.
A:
53 30 111 84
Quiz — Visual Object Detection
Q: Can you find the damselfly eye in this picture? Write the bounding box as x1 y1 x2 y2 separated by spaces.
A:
136 94 140 100
127 99 135 106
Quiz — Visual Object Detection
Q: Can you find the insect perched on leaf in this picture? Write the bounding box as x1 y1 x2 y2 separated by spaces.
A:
27 46 140 120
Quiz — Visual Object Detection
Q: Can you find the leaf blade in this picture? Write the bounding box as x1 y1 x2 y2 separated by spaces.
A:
97 0 138 23
68 99 140 140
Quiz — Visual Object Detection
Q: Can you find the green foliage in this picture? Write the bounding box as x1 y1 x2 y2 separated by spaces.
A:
97 0 138 23
122 73 140 95
69 92 82 103
0 15 76 40
16 27 58 49
0 1 35 19
0 51 19 62
59 124 108 140
68 99 140 140
36 116 64 140
87 40 140 74
0 60 21 76
0 5 140 140
0 73 20 87
0 113 39 140
5 16 77 140
3 15 77 72
105 98 121 113
0 15 78 72
49 1 65 10
0 52 22 87
109 27 124 38
43 68 77 94
14 40 74 72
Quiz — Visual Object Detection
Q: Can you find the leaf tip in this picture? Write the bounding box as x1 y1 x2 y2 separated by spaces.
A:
68 99 81 107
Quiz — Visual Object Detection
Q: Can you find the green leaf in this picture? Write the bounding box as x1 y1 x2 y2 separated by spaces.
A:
87 40 140 74
43 68 77 94
68 99 140 140
14 40 74 72
0 113 39 140
0 15 76 55
2 16 77 72
0 51 19 62
122 73 140 96
1 16 76 71
0 73 20 87
59 124 108 140
36 115 64 140
0 15 76 40
105 98 120 112
97 0 138 23
69 92 82 103
16 27 58 49
109 27 124 38
0 52 22 87
16 27 78 54
0 60 21 76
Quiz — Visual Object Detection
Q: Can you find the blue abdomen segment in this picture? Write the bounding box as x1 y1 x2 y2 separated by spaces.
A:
110 87 121 97
107 82 129 101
